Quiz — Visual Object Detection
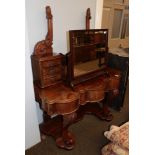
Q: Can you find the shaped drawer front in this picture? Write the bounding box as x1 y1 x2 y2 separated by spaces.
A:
42 59 61 68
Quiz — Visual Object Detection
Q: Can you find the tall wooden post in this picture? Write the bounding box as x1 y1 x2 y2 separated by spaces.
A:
86 8 91 30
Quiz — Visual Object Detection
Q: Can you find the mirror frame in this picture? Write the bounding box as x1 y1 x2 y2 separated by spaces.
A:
67 29 109 87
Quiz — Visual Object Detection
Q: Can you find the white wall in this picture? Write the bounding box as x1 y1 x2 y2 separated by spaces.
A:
51 0 97 53
25 0 99 149
25 19 41 150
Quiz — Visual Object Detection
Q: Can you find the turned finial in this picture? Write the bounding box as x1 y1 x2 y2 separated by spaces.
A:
86 8 91 30
46 6 52 19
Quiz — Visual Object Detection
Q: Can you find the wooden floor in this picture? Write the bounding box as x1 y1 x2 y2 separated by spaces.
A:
26 83 129 155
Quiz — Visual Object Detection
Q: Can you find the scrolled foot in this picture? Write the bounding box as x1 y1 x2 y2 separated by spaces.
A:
56 131 75 150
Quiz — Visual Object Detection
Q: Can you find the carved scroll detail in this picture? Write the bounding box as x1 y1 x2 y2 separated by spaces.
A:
34 6 53 55
86 8 91 30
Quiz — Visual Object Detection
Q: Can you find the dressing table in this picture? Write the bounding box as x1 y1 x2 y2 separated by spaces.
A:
31 6 121 150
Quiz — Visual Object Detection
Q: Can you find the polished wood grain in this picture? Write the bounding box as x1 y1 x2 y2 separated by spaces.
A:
35 67 120 116
31 6 121 150
40 112 77 150
34 65 120 150
31 54 64 88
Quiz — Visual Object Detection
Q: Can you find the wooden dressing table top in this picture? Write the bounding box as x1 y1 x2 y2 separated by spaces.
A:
35 67 120 116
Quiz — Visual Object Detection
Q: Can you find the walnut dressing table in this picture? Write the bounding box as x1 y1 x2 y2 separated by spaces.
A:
31 6 121 150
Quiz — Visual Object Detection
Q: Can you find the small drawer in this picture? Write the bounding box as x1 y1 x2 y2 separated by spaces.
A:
43 73 62 80
42 60 61 68
42 67 62 76
42 74 62 86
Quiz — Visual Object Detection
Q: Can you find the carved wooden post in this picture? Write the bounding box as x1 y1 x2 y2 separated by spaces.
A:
45 6 53 51
33 6 53 55
86 8 91 30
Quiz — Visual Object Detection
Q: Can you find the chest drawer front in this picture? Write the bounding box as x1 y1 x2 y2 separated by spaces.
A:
42 59 61 68
41 74 62 87
42 66 62 76
36 55 63 88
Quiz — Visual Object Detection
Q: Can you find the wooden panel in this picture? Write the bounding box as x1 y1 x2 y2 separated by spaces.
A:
102 7 111 29
41 60 61 68
35 68 121 116
102 0 129 48
112 9 123 38
115 0 124 4
42 67 62 76
41 71 62 88
31 54 63 88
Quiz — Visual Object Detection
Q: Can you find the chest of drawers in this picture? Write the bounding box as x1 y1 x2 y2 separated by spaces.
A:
31 54 63 88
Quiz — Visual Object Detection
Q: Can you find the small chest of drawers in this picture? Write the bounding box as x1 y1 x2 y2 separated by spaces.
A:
31 54 63 88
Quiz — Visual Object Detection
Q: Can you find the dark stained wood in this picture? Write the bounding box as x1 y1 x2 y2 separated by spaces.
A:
56 112 77 150
107 51 129 110
35 84 79 115
75 102 113 122
86 8 91 30
35 68 120 150
31 6 121 150
31 54 64 88
34 68 120 116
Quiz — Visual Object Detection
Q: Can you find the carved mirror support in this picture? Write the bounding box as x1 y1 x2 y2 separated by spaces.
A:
86 8 91 30
33 6 53 55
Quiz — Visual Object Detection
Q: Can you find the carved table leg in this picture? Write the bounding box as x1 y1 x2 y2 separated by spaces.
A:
56 112 77 150
75 101 113 122
98 89 119 121
85 101 113 121
40 112 77 150
99 101 113 121
93 92 113 121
